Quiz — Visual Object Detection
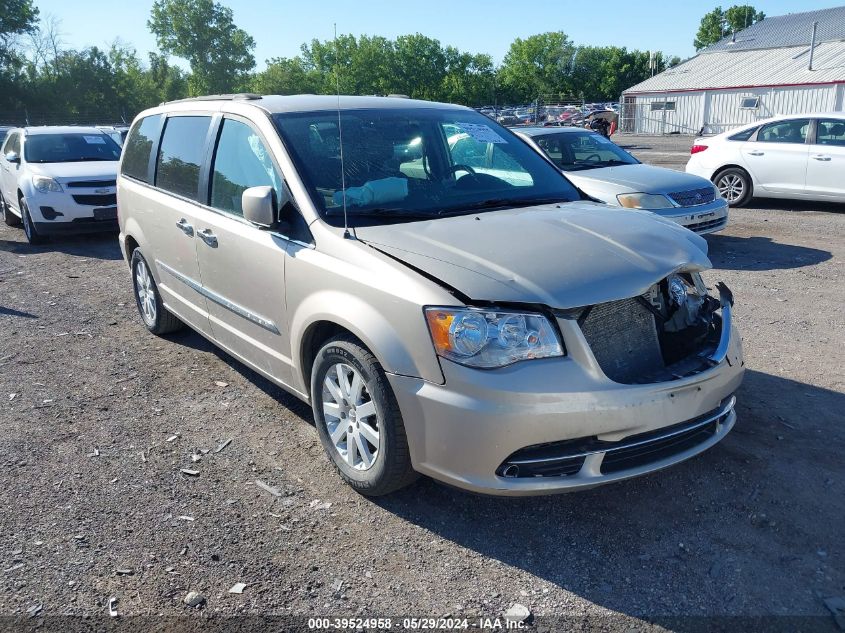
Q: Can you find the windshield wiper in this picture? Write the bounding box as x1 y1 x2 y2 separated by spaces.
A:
325 208 434 220
439 197 572 214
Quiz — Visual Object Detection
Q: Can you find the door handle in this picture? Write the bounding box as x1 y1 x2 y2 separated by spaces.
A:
198 229 218 247
175 218 194 236
747 151 764 156
811 154 831 161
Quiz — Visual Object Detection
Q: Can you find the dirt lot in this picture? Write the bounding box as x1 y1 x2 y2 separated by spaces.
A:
1 136 843 631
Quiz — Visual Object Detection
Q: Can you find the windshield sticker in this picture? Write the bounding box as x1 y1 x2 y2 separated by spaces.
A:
83 135 106 144
457 123 507 144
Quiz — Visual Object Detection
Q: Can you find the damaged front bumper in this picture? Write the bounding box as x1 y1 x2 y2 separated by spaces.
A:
387 284 744 496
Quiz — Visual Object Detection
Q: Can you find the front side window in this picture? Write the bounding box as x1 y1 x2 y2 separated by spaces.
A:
756 119 810 144
210 119 282 216
815 119 845 147
23 133 121 163
122 115 161 182
536 132 638 171
273 108 579 227
155 116 212 200
3 132 20 156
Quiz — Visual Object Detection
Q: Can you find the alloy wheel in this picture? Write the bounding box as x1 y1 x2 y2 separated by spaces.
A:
321 363 380 470
134 259 157 325
717 173 745 203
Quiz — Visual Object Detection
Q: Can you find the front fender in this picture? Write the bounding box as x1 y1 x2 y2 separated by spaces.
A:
289 289 444 396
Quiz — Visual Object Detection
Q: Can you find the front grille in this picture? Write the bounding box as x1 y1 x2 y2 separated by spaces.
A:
599 404 731 473
686 217 727 233
668 186 716 207
579 297 664 383
72 193 117 206
66 180 116 188
497 398 734 479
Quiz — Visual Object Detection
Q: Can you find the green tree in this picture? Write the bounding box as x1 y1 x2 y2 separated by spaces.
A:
148 0 255 95
0 0 40 111
694 5 765 51
498 32 576 103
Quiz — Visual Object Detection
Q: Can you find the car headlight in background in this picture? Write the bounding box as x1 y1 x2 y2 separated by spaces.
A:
32 176 63 193
616 192 674 209
424 307 563 368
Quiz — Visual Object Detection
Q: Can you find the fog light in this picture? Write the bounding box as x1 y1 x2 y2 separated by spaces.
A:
39 206 63 220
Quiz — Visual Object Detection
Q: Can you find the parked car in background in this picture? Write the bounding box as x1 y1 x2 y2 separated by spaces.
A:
96 124 131 146
0 126 121 243
686 113 845 207
516 127 729 234
118 94 742 496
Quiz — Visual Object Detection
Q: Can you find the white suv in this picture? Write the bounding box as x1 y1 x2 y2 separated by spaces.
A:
0 126 122 244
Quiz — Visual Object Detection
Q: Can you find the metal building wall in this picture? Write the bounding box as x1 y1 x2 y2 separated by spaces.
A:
624 83 844 135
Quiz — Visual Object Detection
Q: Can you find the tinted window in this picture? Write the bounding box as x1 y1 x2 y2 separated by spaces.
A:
24 133 121 163
757 119 809 144
155 116 212 200
122 115 161 182
740 97 760 109
210 119 282 216
729 126 758 141
816 119 845 147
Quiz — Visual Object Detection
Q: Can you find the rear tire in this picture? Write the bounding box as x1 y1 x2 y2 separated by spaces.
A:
311 335 418 496
130 249 184 335
1 192 21 226
20 198 46 244
713 167 752 207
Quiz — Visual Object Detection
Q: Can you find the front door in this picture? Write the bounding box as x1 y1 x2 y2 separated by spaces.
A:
805 118 845 199
193 116 292 384
742 118 810 195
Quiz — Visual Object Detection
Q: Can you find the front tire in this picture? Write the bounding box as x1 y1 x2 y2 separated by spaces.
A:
130 249 184 335
311 335 418 496
20 199 46 244
714 167 752 207
1 192 21 226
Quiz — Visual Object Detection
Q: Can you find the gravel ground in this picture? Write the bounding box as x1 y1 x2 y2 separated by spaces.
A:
0 136 843 631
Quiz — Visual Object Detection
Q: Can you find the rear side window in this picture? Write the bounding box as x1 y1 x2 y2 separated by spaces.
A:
728 126 758 141
122 116 161 182
757 119 810 144
155 116 212 200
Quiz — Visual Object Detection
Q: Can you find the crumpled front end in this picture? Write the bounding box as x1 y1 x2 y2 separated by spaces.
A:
387 277 744 496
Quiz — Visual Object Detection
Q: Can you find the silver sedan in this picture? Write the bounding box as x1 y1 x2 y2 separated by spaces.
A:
515 127 729 234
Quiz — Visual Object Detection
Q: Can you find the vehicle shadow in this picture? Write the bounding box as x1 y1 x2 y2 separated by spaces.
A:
165 328 313 421
747 198 845 213
372 370 845 622
0 306 37 318
706 234 832 271
0 232 122 260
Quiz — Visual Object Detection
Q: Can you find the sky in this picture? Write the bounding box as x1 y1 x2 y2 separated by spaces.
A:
30 0 845 70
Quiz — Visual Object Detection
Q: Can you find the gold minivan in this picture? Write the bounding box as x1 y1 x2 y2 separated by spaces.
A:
118 94 744 496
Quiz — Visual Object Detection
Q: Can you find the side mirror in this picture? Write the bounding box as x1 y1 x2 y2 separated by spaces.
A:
5 152 20 164
243 186 277 228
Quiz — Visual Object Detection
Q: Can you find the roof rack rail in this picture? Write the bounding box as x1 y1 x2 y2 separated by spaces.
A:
160 93 263 105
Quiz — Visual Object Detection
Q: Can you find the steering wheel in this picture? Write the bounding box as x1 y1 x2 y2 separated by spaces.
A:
582 153 602 163
445 164 477 177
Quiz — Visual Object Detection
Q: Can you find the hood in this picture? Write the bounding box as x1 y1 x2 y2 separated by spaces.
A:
27 161 119 182
565 163 712 195
355 202 710 309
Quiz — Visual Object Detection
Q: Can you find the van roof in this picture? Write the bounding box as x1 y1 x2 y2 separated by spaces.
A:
163 94 468 114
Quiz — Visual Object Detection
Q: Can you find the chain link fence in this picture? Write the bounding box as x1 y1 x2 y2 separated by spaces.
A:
0 109 130 127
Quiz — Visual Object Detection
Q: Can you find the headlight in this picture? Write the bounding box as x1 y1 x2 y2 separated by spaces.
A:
424 307 563 368
616 192 674 209
32 176 63 193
